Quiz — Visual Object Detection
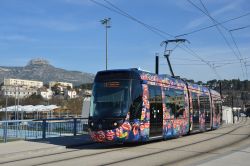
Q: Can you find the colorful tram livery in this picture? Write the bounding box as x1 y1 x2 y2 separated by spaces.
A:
88 69 222 143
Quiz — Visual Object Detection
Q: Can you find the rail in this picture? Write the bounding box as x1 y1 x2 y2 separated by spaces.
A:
0 118 88 143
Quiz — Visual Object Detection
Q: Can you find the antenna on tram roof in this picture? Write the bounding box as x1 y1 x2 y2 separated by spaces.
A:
160 39 189 77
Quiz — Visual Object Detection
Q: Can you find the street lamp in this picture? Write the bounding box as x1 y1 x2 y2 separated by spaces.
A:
100 18 111 70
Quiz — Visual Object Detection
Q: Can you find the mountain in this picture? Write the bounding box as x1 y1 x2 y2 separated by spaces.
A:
0 59 94 86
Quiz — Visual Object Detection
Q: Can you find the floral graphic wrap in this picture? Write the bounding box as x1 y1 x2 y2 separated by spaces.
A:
89 69 221 143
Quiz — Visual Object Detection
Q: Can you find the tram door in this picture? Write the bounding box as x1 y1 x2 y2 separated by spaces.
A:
149 85 163 138
204 96 211 130
192 93 200 131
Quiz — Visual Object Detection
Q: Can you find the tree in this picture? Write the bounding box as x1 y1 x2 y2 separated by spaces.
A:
207 79 217 88
65 97 83 115
66 85 72 90
78 83 93 90
51 84 62 95
197 81 203 85
22 93 44 105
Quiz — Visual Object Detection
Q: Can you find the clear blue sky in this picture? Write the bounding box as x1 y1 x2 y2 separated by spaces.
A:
0 0 249 82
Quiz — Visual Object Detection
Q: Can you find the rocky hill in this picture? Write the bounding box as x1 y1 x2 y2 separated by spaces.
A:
0 59 94 86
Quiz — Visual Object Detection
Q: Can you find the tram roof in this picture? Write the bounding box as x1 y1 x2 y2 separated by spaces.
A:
96 68 187 87
96 68 220 95
96 68 183 81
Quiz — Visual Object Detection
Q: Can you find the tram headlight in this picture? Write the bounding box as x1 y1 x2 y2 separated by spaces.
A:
90 122 94 126
114 122 118 126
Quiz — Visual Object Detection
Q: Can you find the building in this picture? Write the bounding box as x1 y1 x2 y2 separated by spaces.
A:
82 96 91 118
222 106 233 124
49 81 77 99
4 78 43 88
37 87 53 100
1 78 43 98
64 89 77 99
49 81 73 89
1 86 37 98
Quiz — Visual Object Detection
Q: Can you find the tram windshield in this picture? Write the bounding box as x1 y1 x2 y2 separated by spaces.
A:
90 80 131 118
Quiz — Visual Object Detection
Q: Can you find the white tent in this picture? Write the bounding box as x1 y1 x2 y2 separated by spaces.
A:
0 105 59 113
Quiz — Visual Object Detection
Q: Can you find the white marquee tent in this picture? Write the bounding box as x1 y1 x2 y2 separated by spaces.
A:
0 105 59 113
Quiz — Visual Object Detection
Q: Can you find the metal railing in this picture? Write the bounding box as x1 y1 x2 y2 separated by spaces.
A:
0 118 88 143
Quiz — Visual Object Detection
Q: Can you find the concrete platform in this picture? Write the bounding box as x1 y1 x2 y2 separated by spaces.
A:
0 134 93 157
197 144 250 166
0 118 249 166
30 134 93 148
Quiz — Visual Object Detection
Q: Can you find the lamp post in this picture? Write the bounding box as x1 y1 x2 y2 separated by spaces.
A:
100 18 111 70
5 96 8 121
231 84 235 123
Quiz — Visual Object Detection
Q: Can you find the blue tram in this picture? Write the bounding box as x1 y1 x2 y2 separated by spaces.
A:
88 69 222 142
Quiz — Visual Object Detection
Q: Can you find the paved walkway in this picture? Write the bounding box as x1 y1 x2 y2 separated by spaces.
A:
0 119 249 166
197 144 250 166
0 134 92 156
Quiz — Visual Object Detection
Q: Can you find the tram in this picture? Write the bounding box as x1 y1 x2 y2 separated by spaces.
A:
88 68 222 142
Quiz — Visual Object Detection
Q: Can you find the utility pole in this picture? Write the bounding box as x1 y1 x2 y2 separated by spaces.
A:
232 95 234 123
5 96 8 121
231 84 235 123
100 18 111 70
161 39 189 77
155 53 159 74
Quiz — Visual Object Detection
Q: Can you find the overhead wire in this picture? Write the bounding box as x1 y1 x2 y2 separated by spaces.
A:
103 0 175 38
187 0 246 79
180 0 250 79
199 0 246 79
229 32 246 75
91 0 225 79
107 0 222 78
103 0 221 78
175 12 250 37
229 25 250 79
200 0 246 79
161 60 250 69
229 24 250 32
90 0 172 39
168 56 250 62
187 0 228 31
180 44 221 78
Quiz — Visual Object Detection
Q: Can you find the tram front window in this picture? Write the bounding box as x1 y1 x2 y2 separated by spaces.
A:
90 80 130 118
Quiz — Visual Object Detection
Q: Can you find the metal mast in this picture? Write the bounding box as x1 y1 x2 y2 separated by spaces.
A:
100 18 111 70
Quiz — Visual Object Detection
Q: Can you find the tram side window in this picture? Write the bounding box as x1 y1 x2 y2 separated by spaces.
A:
175 90 185 118
204 96 210 118
164 88 175 118
199 95 206 114
215 103 219 115
149 85 156 103
165 88 185 119
129 80 142 120
149 85 162 103
192 93 199 117
214 100 221 116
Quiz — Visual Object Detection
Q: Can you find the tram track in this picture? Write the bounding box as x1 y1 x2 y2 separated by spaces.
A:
1 118 248 166
0 142 128 165
102 119 250 166
23 119 250 165
164 135 250 166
